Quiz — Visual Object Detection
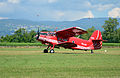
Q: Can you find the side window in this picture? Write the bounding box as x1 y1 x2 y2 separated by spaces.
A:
58 38 68 42
57 38 64 41
58 38 60 40
40 33 47 35
63 39 68 41
72 41 75 43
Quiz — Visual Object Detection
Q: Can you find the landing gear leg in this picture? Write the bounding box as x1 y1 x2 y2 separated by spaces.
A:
43 45 55 53
91 50 94 54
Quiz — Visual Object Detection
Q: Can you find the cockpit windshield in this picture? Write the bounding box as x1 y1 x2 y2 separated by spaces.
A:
48 32 55 36
40 32 55 36
40 33 48 35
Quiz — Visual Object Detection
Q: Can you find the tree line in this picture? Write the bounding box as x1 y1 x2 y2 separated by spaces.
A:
80 18 120 43
0 18 120 43
0 28 37 43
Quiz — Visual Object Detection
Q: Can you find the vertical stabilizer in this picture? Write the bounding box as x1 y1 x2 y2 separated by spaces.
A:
89 30 102 41
89 30 102 49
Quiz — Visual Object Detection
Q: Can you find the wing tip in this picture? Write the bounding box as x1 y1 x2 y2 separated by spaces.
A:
75 27 86 30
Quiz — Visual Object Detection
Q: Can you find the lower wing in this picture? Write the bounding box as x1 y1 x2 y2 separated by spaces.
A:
57 42 77 48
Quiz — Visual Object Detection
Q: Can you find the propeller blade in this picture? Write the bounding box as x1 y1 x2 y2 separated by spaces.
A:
36 27 40 39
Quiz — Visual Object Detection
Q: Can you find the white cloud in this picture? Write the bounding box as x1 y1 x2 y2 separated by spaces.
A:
108 8 120 18
0 2 7 7
28 0 57 4
0 2 14 13
48 0 57 3
96 4 114 11
8 0 20 4
46 11 64 20
0 17 9 20
56 11 64 17
0 0 22 14
84 1 91 7
29 0 45 3
51 10 94 21
85 1 114 11
83 10 94 18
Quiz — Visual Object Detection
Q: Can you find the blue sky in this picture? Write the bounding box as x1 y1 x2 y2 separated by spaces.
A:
0 0 120 21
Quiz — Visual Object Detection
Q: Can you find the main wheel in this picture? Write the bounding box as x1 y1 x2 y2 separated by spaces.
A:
44 49 48 53
50 49 55 53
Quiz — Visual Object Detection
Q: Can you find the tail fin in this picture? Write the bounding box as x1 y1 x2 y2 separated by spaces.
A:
89 30 102 49
89 30 102 41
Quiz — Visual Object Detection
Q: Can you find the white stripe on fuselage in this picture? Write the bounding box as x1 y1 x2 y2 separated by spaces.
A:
96 30 99 40
75 45 90 49
39 37 58 44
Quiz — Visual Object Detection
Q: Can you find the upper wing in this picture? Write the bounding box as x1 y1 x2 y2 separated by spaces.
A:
56 27 87 38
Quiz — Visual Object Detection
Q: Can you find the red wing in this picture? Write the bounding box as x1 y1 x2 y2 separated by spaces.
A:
57 42 77 48
56 27 87 38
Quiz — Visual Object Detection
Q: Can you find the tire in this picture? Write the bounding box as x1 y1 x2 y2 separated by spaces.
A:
44 49 48 53
91 50 94 54
50 49 55 53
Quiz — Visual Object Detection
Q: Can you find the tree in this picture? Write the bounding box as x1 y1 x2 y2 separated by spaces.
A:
0 36 4 42
14 28 26 42
0 28 37 43
80 26 96 40
117 28 120 42
29 30 36 43
102 18 119 43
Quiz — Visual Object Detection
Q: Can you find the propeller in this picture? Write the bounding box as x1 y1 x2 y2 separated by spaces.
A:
36 27 40 40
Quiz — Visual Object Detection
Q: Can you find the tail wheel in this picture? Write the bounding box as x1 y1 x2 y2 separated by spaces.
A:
50 49 55 53
44 49 48 53
91 50 94 54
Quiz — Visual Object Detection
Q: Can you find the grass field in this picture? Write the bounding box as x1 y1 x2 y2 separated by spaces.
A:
0 47 120 78
0 42 120 47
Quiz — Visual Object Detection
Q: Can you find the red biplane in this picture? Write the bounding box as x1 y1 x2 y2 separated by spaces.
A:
35 27 103 53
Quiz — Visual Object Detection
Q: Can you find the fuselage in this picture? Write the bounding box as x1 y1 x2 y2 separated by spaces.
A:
37 34 102 50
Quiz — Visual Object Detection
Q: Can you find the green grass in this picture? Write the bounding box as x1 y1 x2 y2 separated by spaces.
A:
0 42 120 47
0 42 43 46
0 48 120 78
103 43 120 46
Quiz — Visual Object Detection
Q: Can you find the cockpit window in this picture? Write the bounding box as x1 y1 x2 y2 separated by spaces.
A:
48 32 55 36
40 32 55 36
57 38 68 41
40 33 48 35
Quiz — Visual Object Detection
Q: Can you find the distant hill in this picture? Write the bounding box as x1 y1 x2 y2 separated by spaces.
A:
0 18 120 36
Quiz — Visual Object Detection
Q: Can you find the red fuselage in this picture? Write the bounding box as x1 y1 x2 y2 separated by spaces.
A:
36 27 103 53
37 34 102 50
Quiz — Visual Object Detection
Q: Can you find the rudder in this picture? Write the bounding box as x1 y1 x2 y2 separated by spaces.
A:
89 30 102 41
89 30 102 49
